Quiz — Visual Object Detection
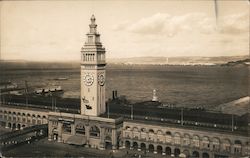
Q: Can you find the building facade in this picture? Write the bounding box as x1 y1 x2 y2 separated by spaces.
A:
0 105 48 130
123 121 249 158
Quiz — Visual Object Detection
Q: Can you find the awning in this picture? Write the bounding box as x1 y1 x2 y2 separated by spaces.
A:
66 135 86 145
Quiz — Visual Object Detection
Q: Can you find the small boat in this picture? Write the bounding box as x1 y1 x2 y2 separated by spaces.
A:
34 86 63 96
0 81 18 90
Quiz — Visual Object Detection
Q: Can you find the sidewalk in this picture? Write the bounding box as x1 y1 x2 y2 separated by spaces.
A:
3 138 172 158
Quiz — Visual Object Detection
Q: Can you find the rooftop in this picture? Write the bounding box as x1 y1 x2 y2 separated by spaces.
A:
1 94 249 136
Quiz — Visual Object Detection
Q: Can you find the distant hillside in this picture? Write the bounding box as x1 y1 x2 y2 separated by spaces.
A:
221 58 250 67
1 55 248 70
0 60 79 70
107 55 249 65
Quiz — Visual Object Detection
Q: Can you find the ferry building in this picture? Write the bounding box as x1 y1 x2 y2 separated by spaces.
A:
0 15 249 158
48 15 123 150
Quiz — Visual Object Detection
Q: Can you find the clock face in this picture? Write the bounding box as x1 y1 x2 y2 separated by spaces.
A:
98 73 105 86
83 73 94 86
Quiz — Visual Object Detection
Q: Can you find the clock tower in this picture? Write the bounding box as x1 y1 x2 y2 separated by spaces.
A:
80 15 106 116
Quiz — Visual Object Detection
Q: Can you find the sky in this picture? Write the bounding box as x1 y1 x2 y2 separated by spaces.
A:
0 0 249 61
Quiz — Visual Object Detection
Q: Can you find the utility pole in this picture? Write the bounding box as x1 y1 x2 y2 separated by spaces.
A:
231 114 234 132
131 104 133 120
181 108 184 126
0 89 2 105
54 97 56 112
25 80 29 105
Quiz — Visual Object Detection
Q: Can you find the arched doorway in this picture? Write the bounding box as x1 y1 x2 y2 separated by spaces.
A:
192 151 200 158
156 145 163 154
17 124 21 130
52 128 58 141
148 144 154 153
202 152 209 158
166 147 171 155
105 136 112 149
183 150 190 157
125 141 130 149
12 123 16 130
133 142 138 150
22 124 26 129
174 148 180 157
8 122 11 128
89 126 100 138
141 143 146 151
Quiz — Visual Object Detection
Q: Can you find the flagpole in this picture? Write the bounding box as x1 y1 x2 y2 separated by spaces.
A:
231 114 234 132
131 104 133 120
181 108 183 126
107 103 110 118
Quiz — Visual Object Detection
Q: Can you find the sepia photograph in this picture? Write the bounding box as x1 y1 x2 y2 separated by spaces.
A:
0 0 249 157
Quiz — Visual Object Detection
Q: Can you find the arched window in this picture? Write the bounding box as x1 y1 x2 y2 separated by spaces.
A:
125 126 130 130
234 140 242 154
75 124 85 135
174 133 181 145
90 126 100 138
212 138 220 151
149 129 154 134
222 139 231 152
202 137 210 149
141 128 146 132
166 131 172 135
193 135 200 148
62 122 71 133
165 131 172 143
183 134 191 146
157 130 163 135
133 127 139 132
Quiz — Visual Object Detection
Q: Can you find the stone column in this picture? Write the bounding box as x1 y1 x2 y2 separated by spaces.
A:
85 125 90 146
112 128 117 150
171 146 175 157
57 122 62 143
138 143 141 151
162 146 166 155
153 144 157 154
231 145 235 155
146 143 149 152
130 142 133 150
99 127 105 150
71 124 75 135
48 120 53 141
209 141 213 151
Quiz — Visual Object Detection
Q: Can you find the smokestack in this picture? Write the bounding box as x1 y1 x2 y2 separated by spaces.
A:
112 91 115 100
115 90 118 99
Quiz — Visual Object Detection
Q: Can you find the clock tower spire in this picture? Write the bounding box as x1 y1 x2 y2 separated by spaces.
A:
80 15 106 116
